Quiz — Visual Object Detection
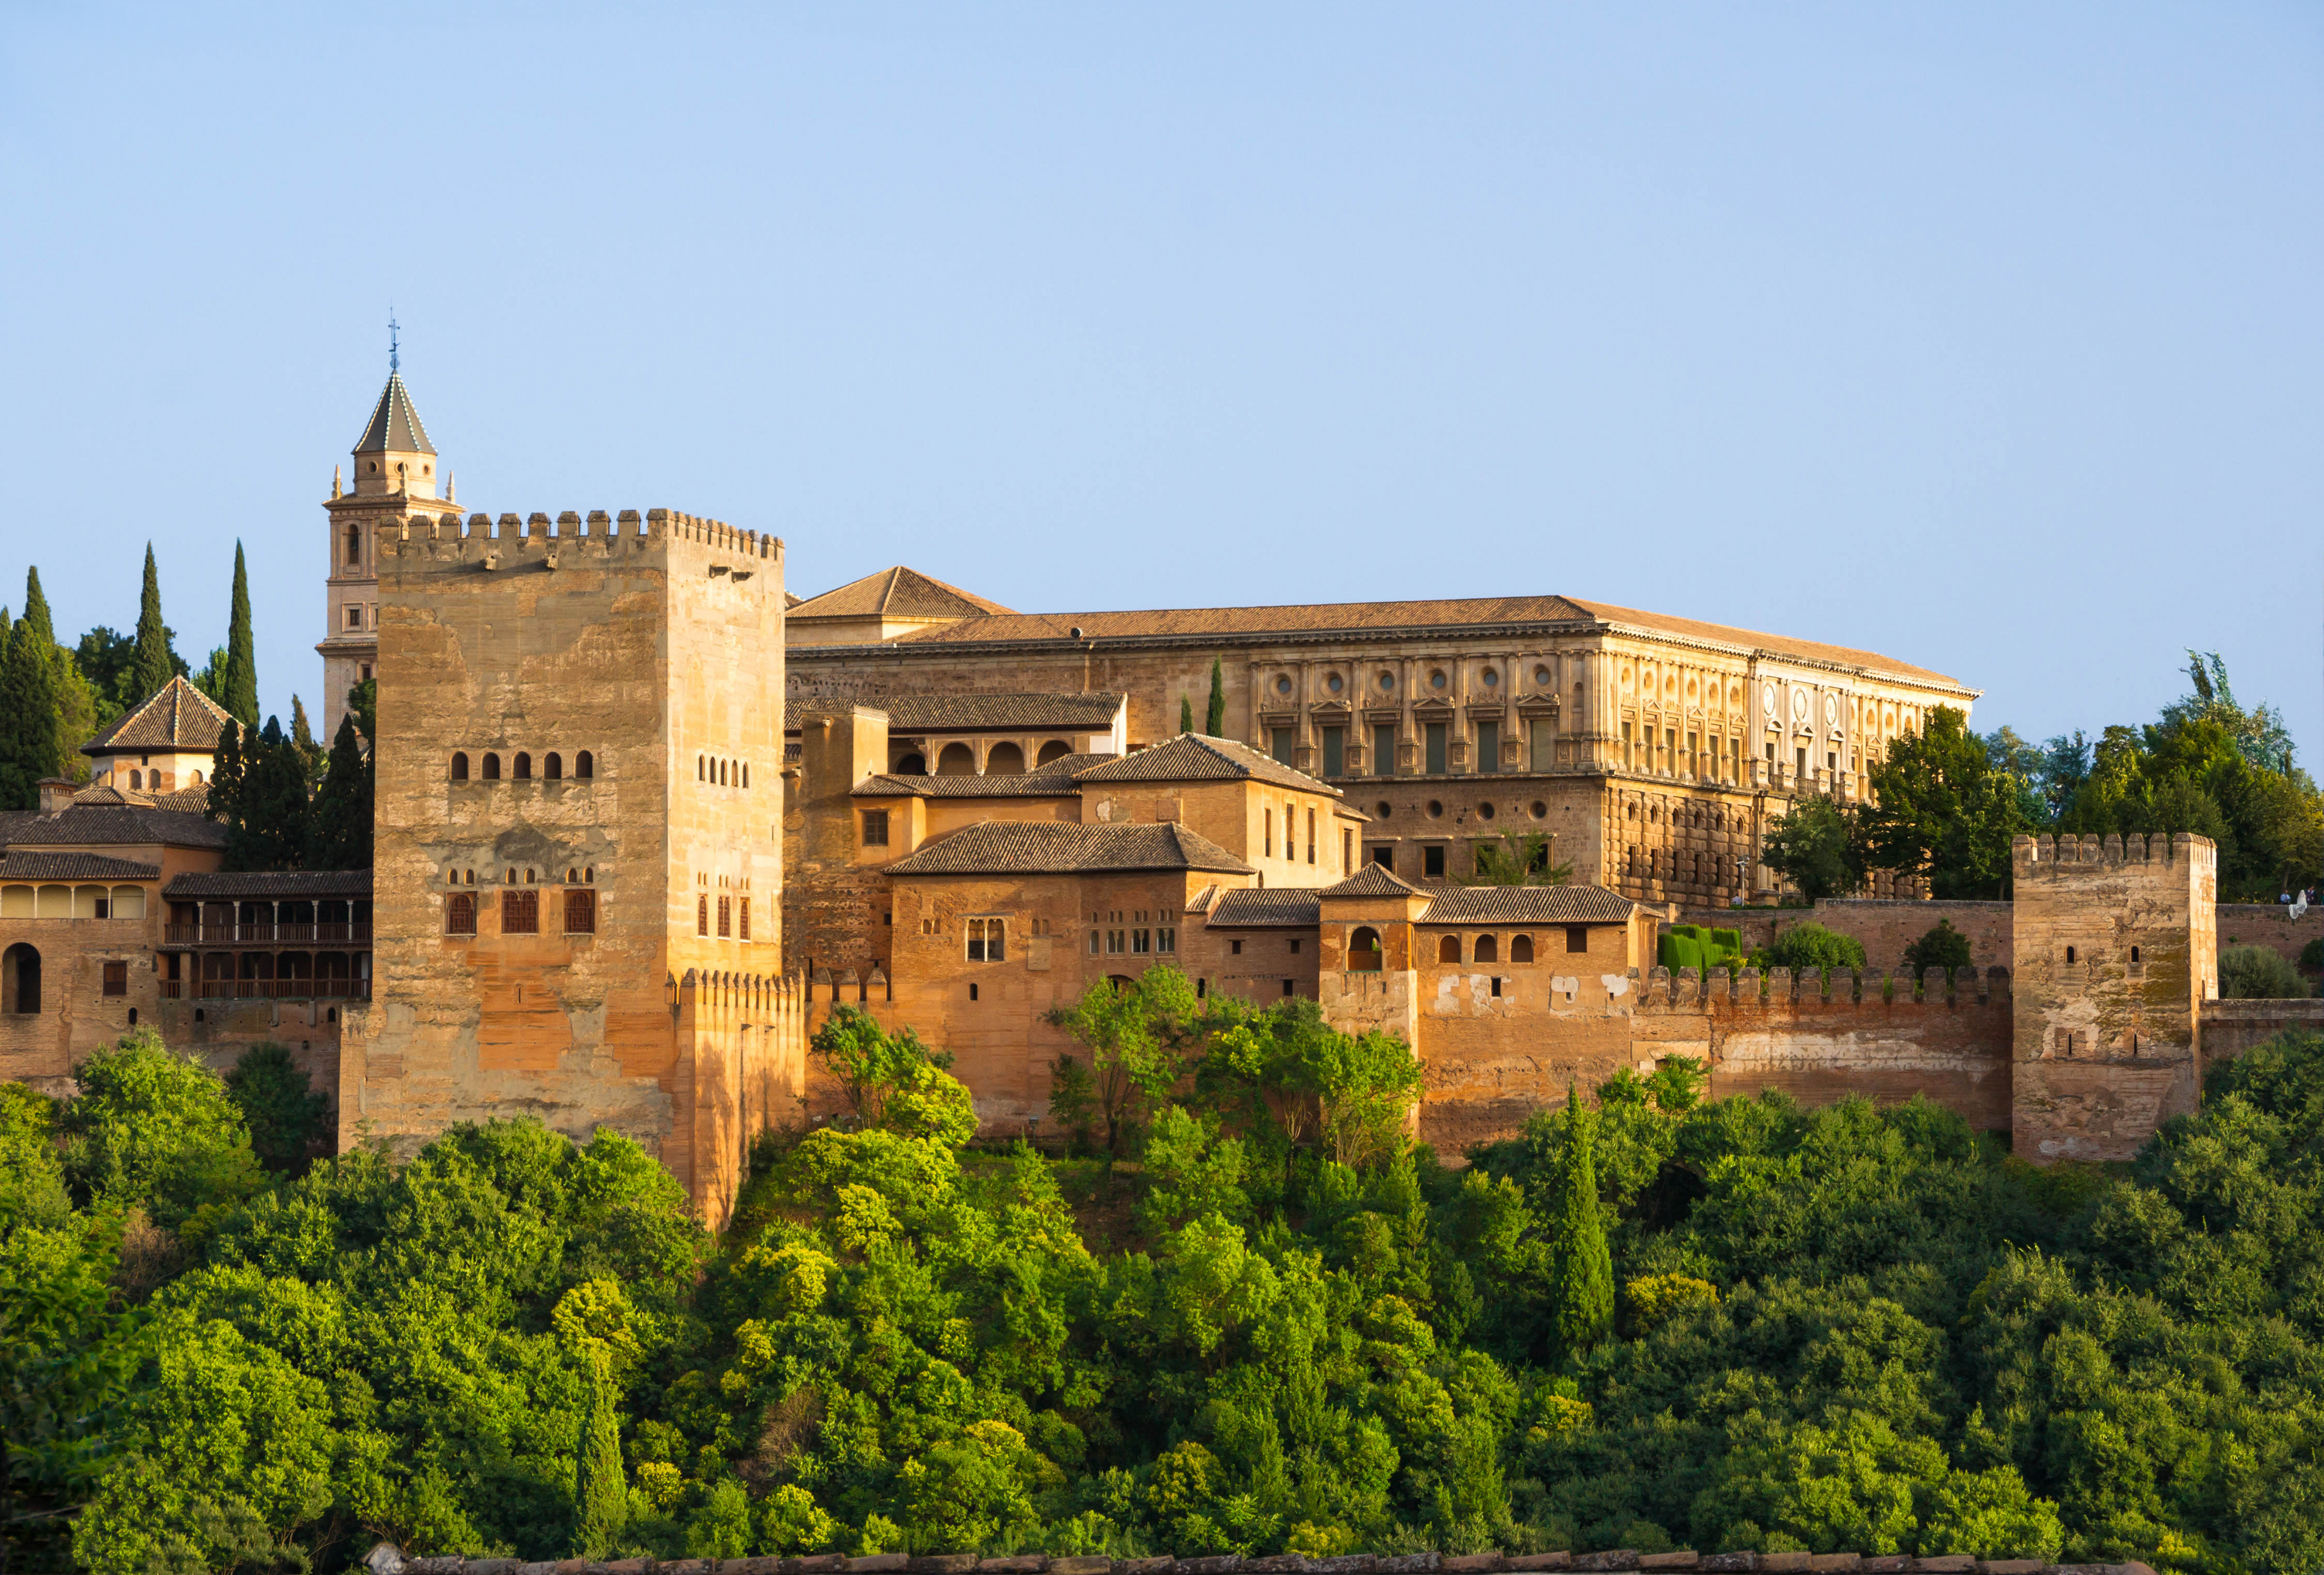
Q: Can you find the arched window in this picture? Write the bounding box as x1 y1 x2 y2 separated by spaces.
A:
451 752 469 781
482 753 502 781
446 893 477 936
1438 934 1461 965
1349 926 1383 971
896 753 927 774
986 742 1026 776
1475 934 1499 964
698 754 706 781
584 867 594 883
741 763 749 788
513 753 533 781
1036 740 1072 767
937 742 975 776
544 753 562 781
192 769 203 784
2 944 39 1015
576 750 594 780
345 524 362 567
128 769 141 789
1512 934 1534 964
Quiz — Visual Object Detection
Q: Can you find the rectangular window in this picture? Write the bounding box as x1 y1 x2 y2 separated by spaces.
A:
1264 809 1273 857
1687 731 1700 776
1157 926 1176 954
738 896 750 941
447 893 477 935
1343 828 1353 869
565 889 596 934
1477 721 1499 774
1133 928 1152 954
1089 929 1101 955
1307 808 1316 863
1108 929 1125 956
1322 726 1344 777
1621 720 1635 767
967 917 1005 961
503 890 540 934
1231 938 1243 955
1796 746 1809 775
1271 726 1293 765
717 895 732 937
1371 844 1393 871
1565 924 1588 954
1424 844 1446 878
345 605 362 629
1666 730 1676 773
1425 723 1448 775
1373 725 1397 775
1529 716 1553 770
102 961 127 997
697 893 708 936
862 810 889 847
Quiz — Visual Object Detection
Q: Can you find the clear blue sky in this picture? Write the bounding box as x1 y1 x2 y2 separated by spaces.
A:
3 3 2319 757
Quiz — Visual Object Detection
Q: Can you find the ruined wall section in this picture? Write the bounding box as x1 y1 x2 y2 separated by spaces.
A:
2010 832 2213 1163
359 507 795 1223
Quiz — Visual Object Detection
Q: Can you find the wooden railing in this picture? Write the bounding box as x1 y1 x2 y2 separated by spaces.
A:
162 923 373 945
163 978 373 1001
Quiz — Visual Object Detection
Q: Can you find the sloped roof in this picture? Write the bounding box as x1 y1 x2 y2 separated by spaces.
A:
2 804 226 850
1418 884 1638 924
854 755 1114 798
1072 733 1339 796
863 592 1965 689
1320 863 1426 899
353 372 436 455
1207 888 1322 927
788 566 1015 623
788 692 1125 733
0 852 162 881
82 676 232 757
883 820 1253 877
164 870 373 900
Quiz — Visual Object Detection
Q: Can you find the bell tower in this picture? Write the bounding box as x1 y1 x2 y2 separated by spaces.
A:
319 321 446 740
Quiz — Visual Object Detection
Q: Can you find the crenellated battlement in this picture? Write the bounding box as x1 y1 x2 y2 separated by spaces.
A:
2013 830 2215 873
376 507 783 565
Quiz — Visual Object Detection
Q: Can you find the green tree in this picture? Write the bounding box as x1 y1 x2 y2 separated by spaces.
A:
224 1043 331 1175
129 543 179 705
0 570 63 810
223 716 311 872
58 1029 265 1229
207 717 245 830
219 541 259 727
76 626 134 727
1203 657 1227 737
1044 966 1203 1168
1753 920 1868 974
2218 944 2308 1000
1549 1085 1612 1359
1857 706 2028 898
1181 693 1195 734
305 712 373 870
571 1349 628 1556
350 677 377 746
1470 828 1574 887
808 1005 951 1129
290 695 325 784
1761 794 1860 903
1900 919 1974 980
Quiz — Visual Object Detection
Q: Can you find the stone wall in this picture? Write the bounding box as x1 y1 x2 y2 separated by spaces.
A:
1672 901 2013 972
2217 901 2323 969
2197 997 2324 1062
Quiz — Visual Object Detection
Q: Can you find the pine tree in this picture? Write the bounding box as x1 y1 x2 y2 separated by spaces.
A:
1203 657 1227 737
571 1349 628 1555
1180 694 1194 735
1551 1082 1614 1359
306 713 373 870
0 571 63 809
222 541 259 727
129 543 176 704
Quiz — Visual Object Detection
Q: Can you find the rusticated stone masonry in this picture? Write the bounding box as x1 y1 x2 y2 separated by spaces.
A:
373 1549 2157 1575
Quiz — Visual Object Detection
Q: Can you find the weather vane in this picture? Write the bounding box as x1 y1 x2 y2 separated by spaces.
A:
389 308 401 375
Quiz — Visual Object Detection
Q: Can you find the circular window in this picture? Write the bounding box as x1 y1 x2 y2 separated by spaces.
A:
1427 800 1444 818
1530 800 1547 819
1621 667 1635 690
1276 675 1294 696
1792 689 1811 721
1534 665 1550 685
1327 672 1344 694
1430 671 1448 690
1824 693 1839 725
1626 804 1638 820
1481 668 1499 688
1478 801 1496 821
1375 801 1393 818
1379 672 1396 692
1762 681 1778 714
1686 677 1698 698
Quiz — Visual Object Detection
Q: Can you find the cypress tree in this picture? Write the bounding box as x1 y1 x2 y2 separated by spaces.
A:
1180 694 1194 735
1203 657 1227 737
1551 1082 1614 1359
129 543 176 703
291 696 325 784
209 719 244 829
571 1349 628 1555
0 572 63 809
306 712 373 870
222 541 260 727
226 716 311 872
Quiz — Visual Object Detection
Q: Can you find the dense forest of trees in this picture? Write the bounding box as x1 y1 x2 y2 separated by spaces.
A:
12 979 2324 1574
1762 652 2324 904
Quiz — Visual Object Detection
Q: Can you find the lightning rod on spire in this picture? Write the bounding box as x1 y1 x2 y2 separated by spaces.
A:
389 308 401 376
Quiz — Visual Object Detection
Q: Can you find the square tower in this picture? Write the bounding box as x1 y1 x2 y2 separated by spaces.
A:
345 507 798 1223
2010 831 2218 1162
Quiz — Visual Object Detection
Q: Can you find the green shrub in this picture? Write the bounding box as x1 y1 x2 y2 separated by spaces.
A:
1658 924 1746 973
1748 922 1868 974
2301 936 2323 971
2219 944 2311 999
1900 919 1974 980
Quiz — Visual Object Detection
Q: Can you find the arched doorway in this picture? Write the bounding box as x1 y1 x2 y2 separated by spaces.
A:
2 944 39 1014
936 743 975 776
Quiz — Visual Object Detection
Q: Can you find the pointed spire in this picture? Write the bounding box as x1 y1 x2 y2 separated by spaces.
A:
353 372 436 455
445 469 455 503
332 464 342 499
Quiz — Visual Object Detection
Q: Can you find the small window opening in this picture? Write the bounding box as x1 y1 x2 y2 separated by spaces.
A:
451 751 469 781
482 753 501 780
577 750 594 779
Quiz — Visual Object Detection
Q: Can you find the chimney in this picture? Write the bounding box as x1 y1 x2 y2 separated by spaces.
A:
37 777 77 813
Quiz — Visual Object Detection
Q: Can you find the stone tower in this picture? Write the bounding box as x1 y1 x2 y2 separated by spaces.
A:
2010 831 2219 1162
318 366 444 740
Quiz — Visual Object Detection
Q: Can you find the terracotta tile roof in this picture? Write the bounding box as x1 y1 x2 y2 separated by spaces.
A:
353 371 436 455
3 804 226 850
81 676 233 756
1321 863 1425 899
788 566 1015 623
0 852 162 882
1071 733 1340 796
1418 883 1638 924
853 753 1117 798
68 781 213 812
164 870 373 900
883 820 1254 877
859 592 1967 689
1207 888 1322 927
788 692 1125 733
